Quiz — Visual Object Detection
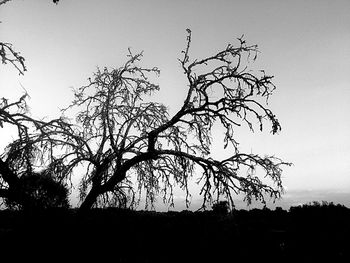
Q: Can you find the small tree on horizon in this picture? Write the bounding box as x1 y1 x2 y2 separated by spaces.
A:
45 29 291 211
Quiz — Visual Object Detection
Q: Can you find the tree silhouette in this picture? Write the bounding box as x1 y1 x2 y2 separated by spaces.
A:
0 95 71 209
4 168 70 210
0 0 72 210
52 29 291 211
212 201 230 215
1 0 289 211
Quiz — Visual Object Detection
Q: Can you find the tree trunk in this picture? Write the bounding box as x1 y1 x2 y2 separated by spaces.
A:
79 187 100 211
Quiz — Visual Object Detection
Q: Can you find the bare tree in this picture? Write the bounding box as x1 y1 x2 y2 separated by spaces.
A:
52 29 291 211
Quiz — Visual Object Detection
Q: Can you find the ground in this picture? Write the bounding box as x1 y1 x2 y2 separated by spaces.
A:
0 204 349 262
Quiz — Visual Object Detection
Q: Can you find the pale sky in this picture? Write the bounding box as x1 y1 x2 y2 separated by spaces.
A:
1 0 350 210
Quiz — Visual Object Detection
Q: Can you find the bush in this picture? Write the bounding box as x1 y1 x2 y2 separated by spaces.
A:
5 172 70 210
212 201 229 215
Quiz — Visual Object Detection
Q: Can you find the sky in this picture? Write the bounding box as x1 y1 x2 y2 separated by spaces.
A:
1 0 350 210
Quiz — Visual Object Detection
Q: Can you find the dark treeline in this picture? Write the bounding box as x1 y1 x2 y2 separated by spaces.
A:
0 201 349 262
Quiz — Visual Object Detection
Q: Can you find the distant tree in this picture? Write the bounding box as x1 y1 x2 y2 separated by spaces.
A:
49 29 291 211
212 201 230 215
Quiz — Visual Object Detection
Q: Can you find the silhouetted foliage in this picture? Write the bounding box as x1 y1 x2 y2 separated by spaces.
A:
212 200 230 215
47 29 291 211
0 94 71 210
1 0 290 211
4 169 69 210
0 0 73 210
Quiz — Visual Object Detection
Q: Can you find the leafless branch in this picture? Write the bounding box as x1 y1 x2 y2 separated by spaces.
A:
0 42 26 75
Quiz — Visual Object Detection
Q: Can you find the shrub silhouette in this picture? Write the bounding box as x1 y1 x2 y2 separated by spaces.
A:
5 171 70 210
212 201 230 215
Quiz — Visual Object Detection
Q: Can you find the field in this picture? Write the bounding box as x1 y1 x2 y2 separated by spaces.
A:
0 203 349 262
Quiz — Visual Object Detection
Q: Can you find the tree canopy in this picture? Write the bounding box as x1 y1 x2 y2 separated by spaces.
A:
42 29 289 210
1 0 290 210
